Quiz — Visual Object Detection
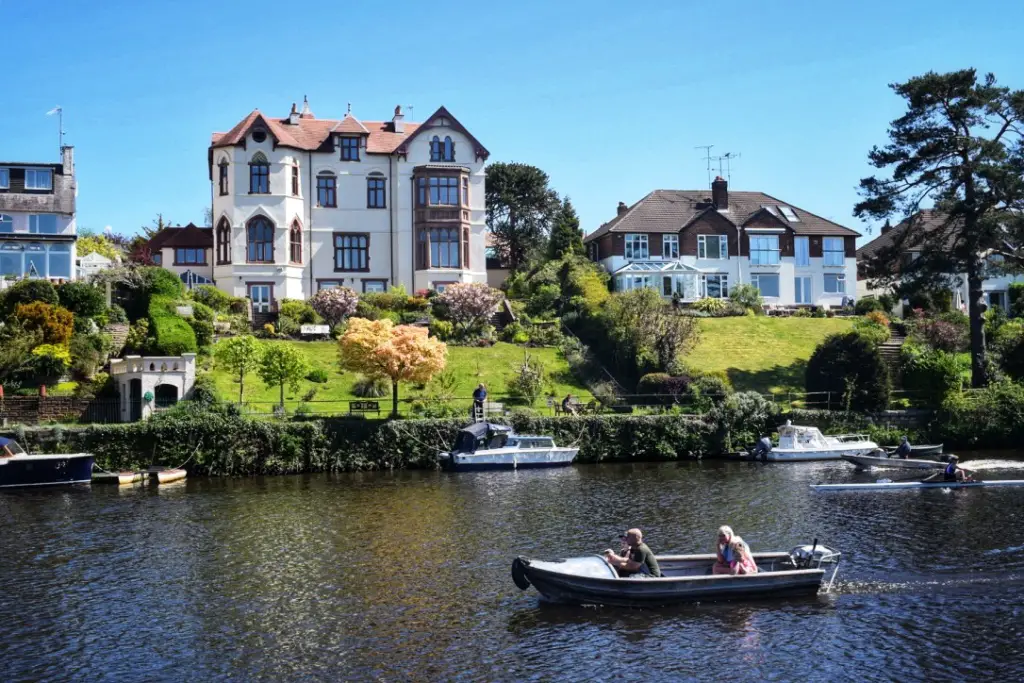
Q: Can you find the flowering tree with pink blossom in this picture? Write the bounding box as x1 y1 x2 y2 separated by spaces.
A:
309 287 359 327
435 282 504 334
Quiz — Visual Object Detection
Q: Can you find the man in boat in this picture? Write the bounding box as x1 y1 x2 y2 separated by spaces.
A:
924 455 972 483
893 436 912 460
602 528 662 577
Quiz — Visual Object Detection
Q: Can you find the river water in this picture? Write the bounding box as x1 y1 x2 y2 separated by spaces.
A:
3 456 1024 682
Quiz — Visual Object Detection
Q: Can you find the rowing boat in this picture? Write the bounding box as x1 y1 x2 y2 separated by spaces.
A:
841 453 947 470
812 479 1024 491
885 443 943 457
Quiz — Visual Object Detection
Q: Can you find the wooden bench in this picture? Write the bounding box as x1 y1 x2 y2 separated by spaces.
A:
349 400 381 417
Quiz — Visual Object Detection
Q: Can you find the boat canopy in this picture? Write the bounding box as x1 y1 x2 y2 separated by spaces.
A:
453 423 513 453
0 437 26 455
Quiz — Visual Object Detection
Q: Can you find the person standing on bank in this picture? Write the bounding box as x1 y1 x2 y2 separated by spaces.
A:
472 383 487 416
603 528 662 577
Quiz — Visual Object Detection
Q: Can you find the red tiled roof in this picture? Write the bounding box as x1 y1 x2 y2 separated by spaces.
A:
211 109 425 154
332 114 370 135
584 188 860 242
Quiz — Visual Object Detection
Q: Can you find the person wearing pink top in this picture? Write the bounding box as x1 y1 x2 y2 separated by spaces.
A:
728 537 758 575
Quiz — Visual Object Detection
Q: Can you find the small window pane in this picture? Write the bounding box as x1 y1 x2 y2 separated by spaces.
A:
0 169 9 188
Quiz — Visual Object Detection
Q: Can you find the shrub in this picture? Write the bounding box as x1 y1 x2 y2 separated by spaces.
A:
852 317 891 347
69 332 109 378
278 299 320 325
792 308 811 317
526 323 563 346
901 346 967 406
729 284 763 312
354 301 383 321
1010 283 1024 319
526 284 561 317
855 297 885 315
429 319 454 340
310 287 359 326
636 372 691 405
190 301 215 322
306 368 329 383
919 319 969 353
362 289 409 312
142 266 185 298
58 281 107 319
806 332 890 411
506 351 548 405
29 344 71 382
262 323 276 337
188 318 214 348
191 285 232 312
148 295 198 355
934 380 1024 449
878 293 897 314
1 279 59 315
124 318 151 354
352 375 390 398
692 297 727 314
500 321 528 343
399 311 427 325
406 296 430 312
436 283 504 333
14 302 74 346
688 372 732 402
709 391 779 452
276 315 300 337
864 310 889 327
106 304 128 324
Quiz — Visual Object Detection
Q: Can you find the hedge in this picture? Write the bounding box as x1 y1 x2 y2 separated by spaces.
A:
148 295 198 355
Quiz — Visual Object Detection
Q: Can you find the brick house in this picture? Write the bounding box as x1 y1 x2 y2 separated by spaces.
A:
584 177 860 307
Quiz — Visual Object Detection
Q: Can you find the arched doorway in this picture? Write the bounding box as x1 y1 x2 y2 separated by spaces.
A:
154 384 179 409
129 379 143 421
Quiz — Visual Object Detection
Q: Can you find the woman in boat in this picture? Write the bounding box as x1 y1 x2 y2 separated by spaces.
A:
713 525 735 575
729 537 758 575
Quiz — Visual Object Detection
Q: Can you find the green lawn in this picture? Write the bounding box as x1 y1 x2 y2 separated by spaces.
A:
208 339 591 410
685 317 855 394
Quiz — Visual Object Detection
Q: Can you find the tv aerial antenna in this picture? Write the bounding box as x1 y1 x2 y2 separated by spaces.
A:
710 151 741 182
695 145 714 185
46 106 65 152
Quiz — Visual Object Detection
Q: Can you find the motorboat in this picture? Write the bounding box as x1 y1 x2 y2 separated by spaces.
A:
812 479 1024 491
438 422 578 471
744 423 877 462
511 543 841 607
0 437 94 489
842 449 949 471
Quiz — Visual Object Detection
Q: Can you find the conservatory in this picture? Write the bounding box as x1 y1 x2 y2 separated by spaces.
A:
612 261 701 300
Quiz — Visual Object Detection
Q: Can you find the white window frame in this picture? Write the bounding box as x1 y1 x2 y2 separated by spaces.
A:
749 234 780 265
662 234 679 259
795 236 810 267
24 168 53 191
0 168 9 189
795 276 812 304
624 234 649 260
697 234 728 260
823 237 845 266
750 273 780 298
823 273 846 294
700 274 729 299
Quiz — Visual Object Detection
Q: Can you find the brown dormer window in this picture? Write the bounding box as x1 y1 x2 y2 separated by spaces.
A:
340 137 360 161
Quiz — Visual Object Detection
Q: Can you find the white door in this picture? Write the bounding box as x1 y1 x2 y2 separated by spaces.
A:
249 284 271 313
795 276 812 304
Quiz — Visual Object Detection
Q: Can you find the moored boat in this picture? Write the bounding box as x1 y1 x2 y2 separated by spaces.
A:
0 437 94 489
744 423 877 462
812 479 1024 491
511 544 841 607
438 422 578 471
842 451 949 471
886 443 944 457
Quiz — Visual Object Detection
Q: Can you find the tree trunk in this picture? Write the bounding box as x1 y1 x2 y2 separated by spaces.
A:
238 373 244 405
391 380 399 419
966 256 988 388
279 380 285 409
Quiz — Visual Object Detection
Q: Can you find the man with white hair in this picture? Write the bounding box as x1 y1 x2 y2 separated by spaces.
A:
603 528 661 577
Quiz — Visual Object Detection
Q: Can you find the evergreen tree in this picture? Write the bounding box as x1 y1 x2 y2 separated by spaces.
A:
548 197 584 259
854 69 1024 387
485 162 559 270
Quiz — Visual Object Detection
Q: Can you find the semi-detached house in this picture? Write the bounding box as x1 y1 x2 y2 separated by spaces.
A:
208 98 489 313
584 177 860 307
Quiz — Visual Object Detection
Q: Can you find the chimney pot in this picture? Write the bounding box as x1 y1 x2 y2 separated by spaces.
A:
712 176 729 210
617 201 628 216
880 220 892 234
288 102 300 125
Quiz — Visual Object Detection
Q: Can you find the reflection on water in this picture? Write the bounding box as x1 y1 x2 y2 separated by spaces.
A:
2 458 1024 681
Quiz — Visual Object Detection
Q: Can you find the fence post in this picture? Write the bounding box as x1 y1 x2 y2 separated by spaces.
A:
826 391 831 411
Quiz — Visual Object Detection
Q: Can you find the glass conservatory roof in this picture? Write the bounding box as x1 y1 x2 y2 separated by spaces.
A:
612 261 701 274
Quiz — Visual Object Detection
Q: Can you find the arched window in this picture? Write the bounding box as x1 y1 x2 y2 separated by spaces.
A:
247 216 274 263
289 221 302 264
0 214 12 233
218 158 229 196
216 218 231 264
25 243 46 277
430 136 442 162
443 136 454 162
249 152 269 194
48 243 71 279
316 172 336 207
367 172 386 209
0 242 23 276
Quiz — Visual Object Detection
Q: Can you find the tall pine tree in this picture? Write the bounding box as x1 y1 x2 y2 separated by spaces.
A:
548 197 584 259
485 162 559 270
854 69 1024 387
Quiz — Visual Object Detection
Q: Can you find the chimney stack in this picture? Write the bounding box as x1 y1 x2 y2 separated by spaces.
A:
392 105 405 134
712 176 728 210
288 102 300 125
880 220 892 234
300 95 313 119
61 145 74 176
617 201 628 216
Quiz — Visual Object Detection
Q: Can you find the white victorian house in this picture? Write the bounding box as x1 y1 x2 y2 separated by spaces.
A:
584 177 860 307
207 98 490 314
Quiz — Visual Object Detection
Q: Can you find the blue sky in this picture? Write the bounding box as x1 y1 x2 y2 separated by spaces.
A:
2 0 1022 245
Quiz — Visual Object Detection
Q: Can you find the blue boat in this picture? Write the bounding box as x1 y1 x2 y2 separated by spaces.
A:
0 437 94 489
438 423 578 471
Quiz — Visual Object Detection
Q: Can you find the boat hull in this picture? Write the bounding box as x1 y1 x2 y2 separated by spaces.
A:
813 479 1024 491
765 445 876 462
443 448 578 472
513 553 828 607
0 453 94 489
842 454 948 470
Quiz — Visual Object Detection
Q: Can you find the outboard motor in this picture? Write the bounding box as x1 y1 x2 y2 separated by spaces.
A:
751 436 772 462
789 539 841 569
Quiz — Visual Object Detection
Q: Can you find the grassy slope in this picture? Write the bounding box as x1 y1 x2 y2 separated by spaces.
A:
685 317 855 394
209 339 591 406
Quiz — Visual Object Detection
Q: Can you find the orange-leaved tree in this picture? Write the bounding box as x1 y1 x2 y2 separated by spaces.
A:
338 318 447 418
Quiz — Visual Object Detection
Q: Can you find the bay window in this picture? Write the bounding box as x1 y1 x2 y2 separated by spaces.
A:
697 234 728 260
749 234 780 265
624 234 648 259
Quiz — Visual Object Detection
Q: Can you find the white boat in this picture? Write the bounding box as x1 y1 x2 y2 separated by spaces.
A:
438 422 578 471
812 479 1024 491
750 423 877 462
